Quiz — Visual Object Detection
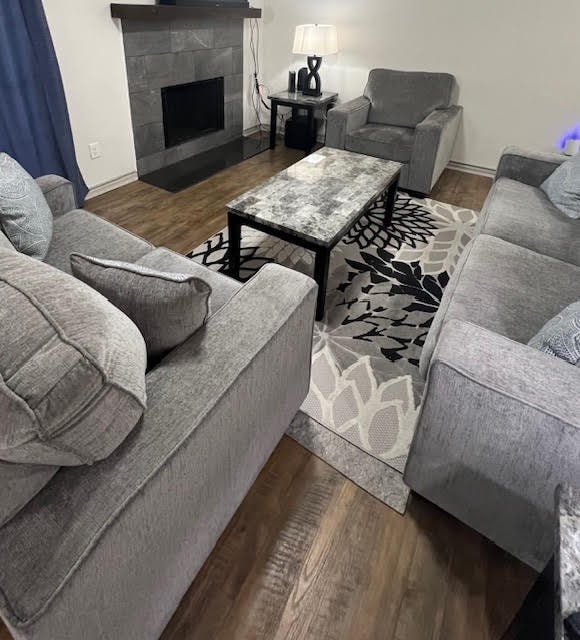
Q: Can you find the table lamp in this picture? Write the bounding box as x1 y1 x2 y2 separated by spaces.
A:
293 24 338 97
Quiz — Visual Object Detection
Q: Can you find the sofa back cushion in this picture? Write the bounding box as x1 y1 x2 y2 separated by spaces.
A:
0 154 53 260
364 68 458 128
0 248 147 467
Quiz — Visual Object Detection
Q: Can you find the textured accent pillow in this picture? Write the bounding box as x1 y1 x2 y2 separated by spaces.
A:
528 301 580 366
70 253 212 360
0 248 147 466
0 153 53 259
541 152 580 219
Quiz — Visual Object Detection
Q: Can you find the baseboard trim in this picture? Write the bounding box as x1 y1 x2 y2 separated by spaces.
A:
86 171 138 199
243 124 264 136
448 161 496 178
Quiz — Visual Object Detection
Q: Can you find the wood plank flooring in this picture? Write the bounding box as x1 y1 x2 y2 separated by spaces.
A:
0 145 535 640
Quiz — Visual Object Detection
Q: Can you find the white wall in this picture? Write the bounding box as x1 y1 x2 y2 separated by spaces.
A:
42 0 265 192
42 0 150 192
261 0 580 170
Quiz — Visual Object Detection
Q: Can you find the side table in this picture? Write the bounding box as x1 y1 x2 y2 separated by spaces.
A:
268 91 338 155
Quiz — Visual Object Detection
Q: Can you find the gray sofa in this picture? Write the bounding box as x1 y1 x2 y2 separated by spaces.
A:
0 177 317 639
326 68 463 195
404 147 580 571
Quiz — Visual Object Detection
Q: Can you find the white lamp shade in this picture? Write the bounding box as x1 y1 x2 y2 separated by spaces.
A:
292 24 338 56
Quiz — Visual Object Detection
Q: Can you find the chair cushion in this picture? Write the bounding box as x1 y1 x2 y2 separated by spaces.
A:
541 151 580 219
0 461 58 528
0 154 53 260
364 68 458 128
45 209 153 273
346 124 415 163
420 235 580 376
0 248 147 466
478 178 580 267
136 247 242 315
528 301 580 366
71 253 212 360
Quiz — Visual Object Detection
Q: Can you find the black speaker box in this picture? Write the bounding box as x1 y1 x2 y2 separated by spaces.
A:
285 116 319 151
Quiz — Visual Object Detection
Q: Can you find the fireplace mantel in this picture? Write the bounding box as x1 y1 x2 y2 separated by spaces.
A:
110 3 262 20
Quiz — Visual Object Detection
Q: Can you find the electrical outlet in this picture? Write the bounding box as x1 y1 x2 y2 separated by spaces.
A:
88 142 102 160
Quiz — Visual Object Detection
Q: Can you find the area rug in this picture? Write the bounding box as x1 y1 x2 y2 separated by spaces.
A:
188 193 478 513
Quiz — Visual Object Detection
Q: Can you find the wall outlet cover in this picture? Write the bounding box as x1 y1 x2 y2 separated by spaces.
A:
89 142 102 159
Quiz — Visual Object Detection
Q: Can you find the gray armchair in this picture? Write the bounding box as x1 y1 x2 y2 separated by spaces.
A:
326 68 463 195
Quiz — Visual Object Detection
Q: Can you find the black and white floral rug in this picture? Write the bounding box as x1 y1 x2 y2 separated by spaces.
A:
189 193 478 513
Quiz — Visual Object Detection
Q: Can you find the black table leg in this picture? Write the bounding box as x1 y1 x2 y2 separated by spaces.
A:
313 247 330 321
384 177 399 228
306 106 315 155
228 212 242 280
269 101 278 150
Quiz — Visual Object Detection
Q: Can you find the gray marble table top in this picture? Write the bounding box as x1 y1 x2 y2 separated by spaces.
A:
227 147 402 248
269 90 338 106
557 484 580 639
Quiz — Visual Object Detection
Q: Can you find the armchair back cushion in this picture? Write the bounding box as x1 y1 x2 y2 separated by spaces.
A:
364 68 458 128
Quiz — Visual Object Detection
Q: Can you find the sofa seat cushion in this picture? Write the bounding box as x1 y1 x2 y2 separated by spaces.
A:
346 124 415 163
478 178 580 267
0 461 58 528
420 234 580 377
136 248 241 315
45 209 153 273
0 229 14 252
0 248 147 467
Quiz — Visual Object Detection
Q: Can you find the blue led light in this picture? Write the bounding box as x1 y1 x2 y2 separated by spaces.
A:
559 124 580 150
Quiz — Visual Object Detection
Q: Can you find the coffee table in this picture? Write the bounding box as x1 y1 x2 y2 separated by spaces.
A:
226 147 402 321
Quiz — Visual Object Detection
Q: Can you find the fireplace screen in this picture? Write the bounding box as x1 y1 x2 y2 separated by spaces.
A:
161 77 225 148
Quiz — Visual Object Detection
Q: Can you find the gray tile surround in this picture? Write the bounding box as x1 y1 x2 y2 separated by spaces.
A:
121 17 244 175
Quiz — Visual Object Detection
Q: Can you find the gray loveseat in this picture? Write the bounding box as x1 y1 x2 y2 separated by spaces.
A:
404 147 580 571
326 68 463 195
0 177 317 639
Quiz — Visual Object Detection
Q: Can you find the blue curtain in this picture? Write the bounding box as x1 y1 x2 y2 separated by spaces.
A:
0 1 88 203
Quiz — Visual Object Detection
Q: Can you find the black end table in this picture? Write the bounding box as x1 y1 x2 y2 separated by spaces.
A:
268 91 338 155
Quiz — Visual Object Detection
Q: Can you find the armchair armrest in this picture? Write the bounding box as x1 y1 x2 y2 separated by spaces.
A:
326 96 371 149
408 106 463 194
35 175 77 218
495 146 567 187
405 319 580 570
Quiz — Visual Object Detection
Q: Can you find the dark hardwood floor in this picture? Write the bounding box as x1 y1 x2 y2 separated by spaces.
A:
0 145 535 640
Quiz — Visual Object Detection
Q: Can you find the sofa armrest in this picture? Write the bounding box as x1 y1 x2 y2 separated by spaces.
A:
405 319 580 570
408 105 463 194
326 96 371 149
35 175 77 218
495 146 567 187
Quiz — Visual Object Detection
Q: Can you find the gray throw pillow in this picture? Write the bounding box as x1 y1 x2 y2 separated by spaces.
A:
70 253 212 360
528 301 580 366
541 152 580 219
0 247 147 467
0 153 53 259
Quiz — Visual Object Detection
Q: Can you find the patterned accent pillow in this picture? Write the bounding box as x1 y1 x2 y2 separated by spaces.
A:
70 253 212 360
528 302 580 366
541 152 580 219
0 153 53 259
